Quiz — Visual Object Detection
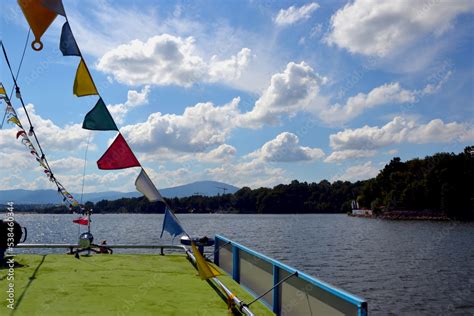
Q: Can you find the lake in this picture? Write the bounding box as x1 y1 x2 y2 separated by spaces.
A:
9 213 474 315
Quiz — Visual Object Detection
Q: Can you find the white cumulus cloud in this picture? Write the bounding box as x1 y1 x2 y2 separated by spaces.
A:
239 60 448 128
108 85 151 124
275 3 320 26
197 144 237 163
120 98 241 153
320 82 416 124
97 34 251 88
0 104 92 152
333 161 380 182
324 149 376 163
329 116 474 151
239 61 327 127
249 132 324 162
326 0 474 57
206 159 287 188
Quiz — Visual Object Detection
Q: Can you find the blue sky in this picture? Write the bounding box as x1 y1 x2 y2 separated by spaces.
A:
1 0 473 194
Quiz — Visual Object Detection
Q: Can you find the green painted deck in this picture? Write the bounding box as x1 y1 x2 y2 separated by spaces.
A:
1 254 274 316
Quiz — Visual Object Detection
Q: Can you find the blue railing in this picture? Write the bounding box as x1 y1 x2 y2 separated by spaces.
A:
214 235 368 316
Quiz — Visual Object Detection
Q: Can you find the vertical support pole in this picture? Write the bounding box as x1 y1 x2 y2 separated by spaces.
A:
232 245 240 283
359 302 368 316
214 237 220 266
272 265 281 315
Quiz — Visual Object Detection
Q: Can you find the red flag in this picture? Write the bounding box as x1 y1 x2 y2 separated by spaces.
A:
73 216 89 225
97 133 141 170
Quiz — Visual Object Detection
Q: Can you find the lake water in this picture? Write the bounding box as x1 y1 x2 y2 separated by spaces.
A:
9 213 474 315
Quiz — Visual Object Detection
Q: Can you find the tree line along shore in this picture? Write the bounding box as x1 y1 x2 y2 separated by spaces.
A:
7 146 474 221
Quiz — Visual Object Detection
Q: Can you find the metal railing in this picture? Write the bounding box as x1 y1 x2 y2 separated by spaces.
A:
214 235 368 316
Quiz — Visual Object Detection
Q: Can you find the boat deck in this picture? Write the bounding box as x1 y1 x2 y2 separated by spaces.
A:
1 254 274 316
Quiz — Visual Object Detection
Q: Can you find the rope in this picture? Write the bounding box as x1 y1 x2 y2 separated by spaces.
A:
0 110 7 130
0 40 78 209
80 132 92 204
247 271 298 306
2 41 55 178
9 29 31 99
1 29 30 129
205 241 231 260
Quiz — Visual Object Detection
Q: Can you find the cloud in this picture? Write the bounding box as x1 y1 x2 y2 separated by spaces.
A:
121 98 241 153
329 116 474 151
1 104 91 152
62 0 205 58
239 61 327 128
47 157 86 174
333 161 379 182
275 3 320 26
196 144 237 163
320 82 416 124
206 159 287 188
0 150 35 173
60 1 279 93
324 149 376 163
97 34 251 87
108 85 151 124
239 61 447 127
248 132 324 162
326 0 474 57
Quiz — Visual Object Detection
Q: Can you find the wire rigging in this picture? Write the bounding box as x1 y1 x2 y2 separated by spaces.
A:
1 39 79 209
80 132 92 204
1 29 30 129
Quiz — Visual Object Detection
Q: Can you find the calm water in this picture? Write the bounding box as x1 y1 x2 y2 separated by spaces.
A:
9 213 474 315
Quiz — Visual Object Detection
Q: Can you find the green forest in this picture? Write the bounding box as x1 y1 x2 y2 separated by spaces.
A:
27 147 474 220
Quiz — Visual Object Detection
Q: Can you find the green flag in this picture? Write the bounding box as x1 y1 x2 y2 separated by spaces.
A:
82 98 118 131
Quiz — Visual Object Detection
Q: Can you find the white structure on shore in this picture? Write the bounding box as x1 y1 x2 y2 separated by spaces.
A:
351 200 373 216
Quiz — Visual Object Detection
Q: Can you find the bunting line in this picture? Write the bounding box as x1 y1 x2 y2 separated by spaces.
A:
0 82 80 209
17 1 191 241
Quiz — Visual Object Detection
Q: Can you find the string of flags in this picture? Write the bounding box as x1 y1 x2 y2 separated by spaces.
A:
17 0 157 204
0 83 80 209
17 0 219 281
17 0 154 201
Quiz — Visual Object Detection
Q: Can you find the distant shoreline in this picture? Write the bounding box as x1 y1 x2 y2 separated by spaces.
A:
9 210 452 221
350 210 450 221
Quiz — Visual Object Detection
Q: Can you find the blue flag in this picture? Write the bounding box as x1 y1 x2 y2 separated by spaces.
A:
60 22 80 56
160 208 185 238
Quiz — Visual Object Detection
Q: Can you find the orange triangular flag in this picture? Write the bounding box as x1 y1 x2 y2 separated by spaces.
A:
73 59 98 97
18 0 57 51
191 241 221 280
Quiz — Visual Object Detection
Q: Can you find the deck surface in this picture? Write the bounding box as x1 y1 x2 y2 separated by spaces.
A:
0 254 274 316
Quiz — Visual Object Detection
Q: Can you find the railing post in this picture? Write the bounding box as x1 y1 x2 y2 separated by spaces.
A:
214 237 220 266
272 265 281 314
232 245 240 283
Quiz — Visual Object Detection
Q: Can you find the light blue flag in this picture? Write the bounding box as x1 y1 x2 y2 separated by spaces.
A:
60 22 80 56
160 208 185 238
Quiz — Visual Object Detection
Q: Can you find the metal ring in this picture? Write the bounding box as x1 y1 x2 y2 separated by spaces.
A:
31 40 43 51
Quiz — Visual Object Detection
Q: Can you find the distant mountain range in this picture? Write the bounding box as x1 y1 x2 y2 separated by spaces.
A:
0 181 239 205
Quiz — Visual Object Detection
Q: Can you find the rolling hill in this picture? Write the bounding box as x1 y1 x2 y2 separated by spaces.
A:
0 181 239 205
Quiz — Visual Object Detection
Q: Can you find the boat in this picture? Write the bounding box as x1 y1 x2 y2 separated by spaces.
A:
1 1 368 315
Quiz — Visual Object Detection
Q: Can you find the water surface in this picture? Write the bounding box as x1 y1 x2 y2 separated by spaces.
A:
11 213 474 315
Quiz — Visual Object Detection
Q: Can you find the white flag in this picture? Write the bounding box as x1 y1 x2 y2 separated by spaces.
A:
135 168 164 202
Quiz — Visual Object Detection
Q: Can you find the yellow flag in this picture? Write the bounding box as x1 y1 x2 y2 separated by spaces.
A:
73 59 98 97
0 83 6 95
191 241 221 280
7 116 21 126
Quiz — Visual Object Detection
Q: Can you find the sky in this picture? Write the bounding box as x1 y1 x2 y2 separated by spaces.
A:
0 0 473 194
